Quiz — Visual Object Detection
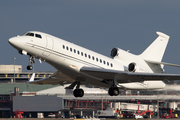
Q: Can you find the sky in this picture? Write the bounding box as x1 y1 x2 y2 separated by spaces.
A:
1 0 180 73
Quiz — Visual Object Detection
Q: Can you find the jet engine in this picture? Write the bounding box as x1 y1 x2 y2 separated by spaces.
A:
128 62 137 72
110 47 131 59
110 47 126 58
128 62 149 73
110 48 119 58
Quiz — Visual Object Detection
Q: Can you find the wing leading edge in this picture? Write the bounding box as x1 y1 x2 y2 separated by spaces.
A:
29 67 180 85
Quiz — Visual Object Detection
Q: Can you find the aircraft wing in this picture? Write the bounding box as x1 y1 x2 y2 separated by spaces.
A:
28 71 75 85
80 67 180 83
29 67 180 86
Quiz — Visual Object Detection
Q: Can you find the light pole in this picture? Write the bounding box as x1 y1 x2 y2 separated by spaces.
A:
13 57 16 83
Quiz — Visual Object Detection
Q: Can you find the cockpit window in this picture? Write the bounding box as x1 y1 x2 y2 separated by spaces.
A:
24 32 42 39
25 33 34 37
35 34 42 38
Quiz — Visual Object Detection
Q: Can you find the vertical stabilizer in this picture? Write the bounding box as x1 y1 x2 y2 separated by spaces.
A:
140 32 170 62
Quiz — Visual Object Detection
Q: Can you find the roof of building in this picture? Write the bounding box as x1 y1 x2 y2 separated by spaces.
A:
0 83 58 94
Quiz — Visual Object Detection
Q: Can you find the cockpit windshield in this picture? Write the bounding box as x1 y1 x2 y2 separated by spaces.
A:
24 32 42 39
35 34 42 38
25 32 34 37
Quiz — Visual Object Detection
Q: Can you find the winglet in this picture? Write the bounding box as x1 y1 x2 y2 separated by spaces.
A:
29 73 35 82
156 31 170 39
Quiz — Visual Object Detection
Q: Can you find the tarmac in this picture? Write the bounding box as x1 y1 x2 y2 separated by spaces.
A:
0 118 179 120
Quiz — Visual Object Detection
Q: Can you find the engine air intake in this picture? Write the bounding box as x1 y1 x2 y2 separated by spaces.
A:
111 48 118 57
128 62 136 72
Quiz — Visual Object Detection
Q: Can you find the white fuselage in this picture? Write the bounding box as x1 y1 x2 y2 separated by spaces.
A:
9 31 166 90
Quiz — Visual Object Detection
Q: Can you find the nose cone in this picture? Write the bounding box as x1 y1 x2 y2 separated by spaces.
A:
8 37 20 50
9 37 16 46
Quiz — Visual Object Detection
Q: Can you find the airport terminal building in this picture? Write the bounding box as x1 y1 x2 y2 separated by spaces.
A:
1 65 180 118
0 83 179 118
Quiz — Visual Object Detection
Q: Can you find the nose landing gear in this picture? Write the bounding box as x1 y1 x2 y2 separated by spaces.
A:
27 65 33 70
27 55 35 70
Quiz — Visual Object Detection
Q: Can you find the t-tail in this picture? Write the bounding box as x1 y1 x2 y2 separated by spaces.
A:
140 31 170 62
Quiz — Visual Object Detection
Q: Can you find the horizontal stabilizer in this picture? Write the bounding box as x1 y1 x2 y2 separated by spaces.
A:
145 60 180 67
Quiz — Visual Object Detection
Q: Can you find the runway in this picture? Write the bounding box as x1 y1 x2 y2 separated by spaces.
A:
0 118 178 120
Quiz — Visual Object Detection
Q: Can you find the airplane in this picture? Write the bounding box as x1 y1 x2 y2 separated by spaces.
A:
8 31 180 97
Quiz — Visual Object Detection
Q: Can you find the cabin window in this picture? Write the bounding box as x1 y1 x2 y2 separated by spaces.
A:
85 53 87 57
74 49 76 53
92 56 94 60
77 51 80 55
111 63 113 67
107 62 109 66
35 34 42 38
103 60 106 64
81 52 83 56
88 55 91 59
96 58 98 62
66 46 69 50
100 59 102 63
70 48 72 52
63 45 65 49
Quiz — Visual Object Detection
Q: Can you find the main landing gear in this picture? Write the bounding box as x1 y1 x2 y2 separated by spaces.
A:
68 79 119 97
27 55 35 70
73 89 84 97
108 87 119 96
108 79 119 96
73 81 84 97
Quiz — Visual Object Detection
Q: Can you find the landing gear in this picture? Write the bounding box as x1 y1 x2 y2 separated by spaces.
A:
108 79 119 96
27 55 35 70
73 89 84 97
108 87 119 96
27 65 33 70
72 81 84 97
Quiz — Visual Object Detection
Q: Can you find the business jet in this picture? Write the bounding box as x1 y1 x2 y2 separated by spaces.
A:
9 31 180 97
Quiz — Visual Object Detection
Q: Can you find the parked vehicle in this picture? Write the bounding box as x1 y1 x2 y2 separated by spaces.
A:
134 110 153 119
121 111 134 118
97 108 117 118
161 109 178 118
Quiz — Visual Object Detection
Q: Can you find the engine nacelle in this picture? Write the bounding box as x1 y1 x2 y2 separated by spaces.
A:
128 62 137 72
128 62 149 73
110 48 119 58
111 47 128 58
110 47 132 60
